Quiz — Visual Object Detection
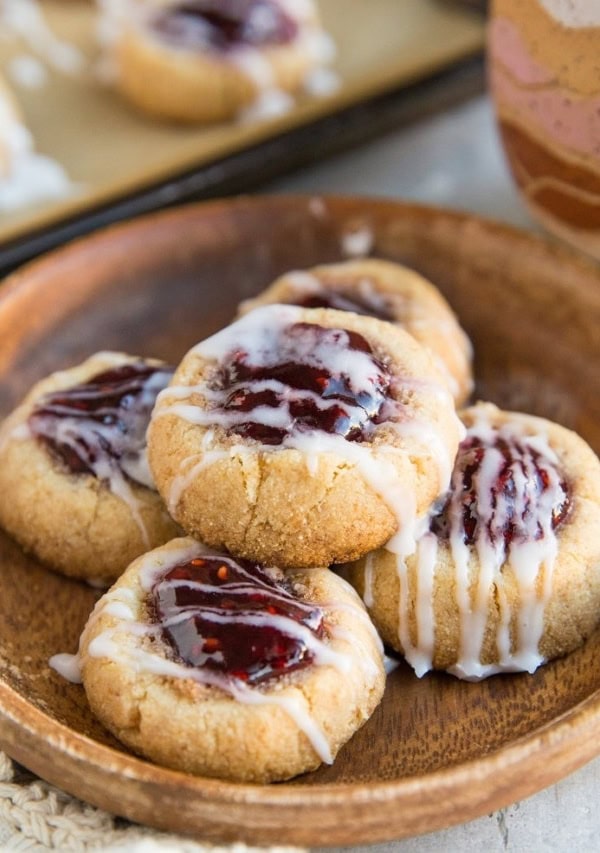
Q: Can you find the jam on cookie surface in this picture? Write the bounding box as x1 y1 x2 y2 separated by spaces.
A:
29 362 174 485
151 554 325 684
151 0 299 52
295 288 395 322
212 322 392 445
430 426 571 555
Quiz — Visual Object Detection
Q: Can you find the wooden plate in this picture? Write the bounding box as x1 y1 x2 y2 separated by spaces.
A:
1 196 600 846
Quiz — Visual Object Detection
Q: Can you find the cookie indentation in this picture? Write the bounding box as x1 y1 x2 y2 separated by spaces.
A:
29 363 174 486
211 322 391 445
430 429 571 554
152 0 298 52
152 554 325 684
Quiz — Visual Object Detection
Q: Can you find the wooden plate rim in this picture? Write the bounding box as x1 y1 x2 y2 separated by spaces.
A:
3 673 600 799
4 193 600 300
2 674 600 843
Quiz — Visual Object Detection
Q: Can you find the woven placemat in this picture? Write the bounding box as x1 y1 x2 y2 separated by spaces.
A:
0 750 294 852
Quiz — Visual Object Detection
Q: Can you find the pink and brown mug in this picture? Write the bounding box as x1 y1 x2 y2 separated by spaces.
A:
489 0 600 260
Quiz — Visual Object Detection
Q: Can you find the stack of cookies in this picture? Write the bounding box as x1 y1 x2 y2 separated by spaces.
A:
1 258 599 783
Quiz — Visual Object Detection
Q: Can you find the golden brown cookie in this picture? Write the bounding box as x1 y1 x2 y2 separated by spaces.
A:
341 402 600 679
239 259 473 405
0 352 180 585
148 304 463 568
78 536 385 782
105 0 335 123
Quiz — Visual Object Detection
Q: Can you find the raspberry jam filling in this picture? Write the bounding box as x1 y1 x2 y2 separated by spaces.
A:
151 555 325 684
152 0 298 52
28 362 174 484
212 321 391 445
429 430 571 552
296 289 395 322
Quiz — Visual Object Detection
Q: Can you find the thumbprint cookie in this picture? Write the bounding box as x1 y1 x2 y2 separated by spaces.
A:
148 304 463 568
105 0 335 123
239 258 474 405
341 403 600 680
77 537 385 782
0 352 179 584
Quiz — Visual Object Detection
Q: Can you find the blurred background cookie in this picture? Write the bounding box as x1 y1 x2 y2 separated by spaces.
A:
0 351 179 584
102 0 336 123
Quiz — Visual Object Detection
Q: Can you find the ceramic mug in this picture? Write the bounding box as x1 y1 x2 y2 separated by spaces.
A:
488 0 600 260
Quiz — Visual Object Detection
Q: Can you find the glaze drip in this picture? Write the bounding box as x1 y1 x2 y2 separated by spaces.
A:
388 408 572 680
152 555 324 684
73 540 375 763
29 361 174 487
429 430 570 551
211 321 391 445
152 0 298 52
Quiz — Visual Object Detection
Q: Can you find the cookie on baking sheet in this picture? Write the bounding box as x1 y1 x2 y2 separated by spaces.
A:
340 402 600 680
105 0 335 123
0 352 179 585
239 258 473 405
79 536 385 782
148 304 463 569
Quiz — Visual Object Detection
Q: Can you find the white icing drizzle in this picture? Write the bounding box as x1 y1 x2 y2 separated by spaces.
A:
48 652 83 683
228 45 277 90
362 551 376 607
58 541 376 764
0 86 74 212
302 66 340 97
388 407 568 681
263 270 471 402
394 528 438 678
321 594 384 681
0 0 84 75
7 54 47 89
277 0 318 23
192 305 383 385
228 679 333 762
340 227 374 259
383 654 401 675
95 0 137 83
299 27 336 65
48 586 139 684
237 87 294 123
156 305 455 559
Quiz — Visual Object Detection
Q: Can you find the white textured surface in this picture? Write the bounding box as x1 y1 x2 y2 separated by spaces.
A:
322 755 600 852
271 94 600 853
537 0 600 28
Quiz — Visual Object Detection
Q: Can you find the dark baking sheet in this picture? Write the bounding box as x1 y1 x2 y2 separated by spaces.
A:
0 56 484 274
